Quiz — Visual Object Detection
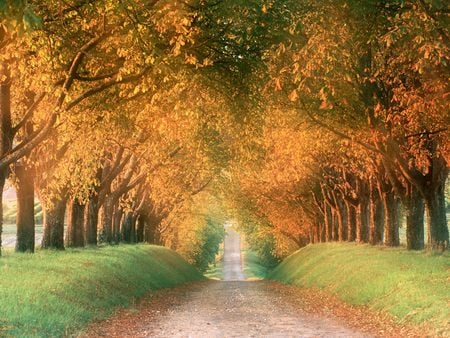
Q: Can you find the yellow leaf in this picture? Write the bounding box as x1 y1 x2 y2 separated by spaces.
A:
288 89 298 102
274 78 282 91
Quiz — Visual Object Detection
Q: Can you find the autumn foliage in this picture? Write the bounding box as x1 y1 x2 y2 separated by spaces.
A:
0 0 448 260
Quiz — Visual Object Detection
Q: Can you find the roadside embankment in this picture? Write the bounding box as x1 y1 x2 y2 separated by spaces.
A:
0 245 203 337
270 243 450 336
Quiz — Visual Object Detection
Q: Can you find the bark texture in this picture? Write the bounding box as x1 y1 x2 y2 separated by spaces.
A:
15 163 35 252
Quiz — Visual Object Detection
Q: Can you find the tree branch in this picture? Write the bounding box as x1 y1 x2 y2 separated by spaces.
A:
12 92 46 136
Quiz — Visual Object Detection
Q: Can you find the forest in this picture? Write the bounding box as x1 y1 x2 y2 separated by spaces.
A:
0 0 448 266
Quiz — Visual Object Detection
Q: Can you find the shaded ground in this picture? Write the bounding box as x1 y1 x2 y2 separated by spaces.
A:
84 229 425 338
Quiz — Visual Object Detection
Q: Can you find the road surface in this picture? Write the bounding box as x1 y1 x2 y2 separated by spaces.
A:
85 227 375 337
222 226 245 281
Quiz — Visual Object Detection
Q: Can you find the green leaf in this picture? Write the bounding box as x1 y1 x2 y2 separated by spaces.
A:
22 6 42 31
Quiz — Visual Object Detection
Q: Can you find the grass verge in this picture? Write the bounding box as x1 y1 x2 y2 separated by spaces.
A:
269 243 450 336
0 244 203 337
242 249 270 280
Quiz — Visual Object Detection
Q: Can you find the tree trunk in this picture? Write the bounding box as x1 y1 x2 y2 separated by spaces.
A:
84 195 99 245
404 185 425 250
319 221 326 242
309 226 315 244
369 196 384 245
41 197 67 250
66 199 85 247
0 66 13 256
346 201 356 242
144 213 164 244
121 211 132 243
357 182 370 243
336 198 348 241
332 211 339 241
130 214 137 243
121 211 138 243
360 199 370 243
369 181 384 245
324 203 332 242
136 214 145 243
99 196 114 243
314 223 320 243
382 191 400 246
357 199 370 243
112 205 123 244
15 163 35 252
424 183 449 250
0 174 5 256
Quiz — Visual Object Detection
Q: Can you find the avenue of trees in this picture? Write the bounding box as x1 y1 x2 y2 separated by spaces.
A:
0 0 448 263
230 0 449 260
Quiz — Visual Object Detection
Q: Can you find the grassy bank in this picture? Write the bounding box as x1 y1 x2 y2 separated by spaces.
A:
0 245 203 337
242 249 270 280
270 243 450 336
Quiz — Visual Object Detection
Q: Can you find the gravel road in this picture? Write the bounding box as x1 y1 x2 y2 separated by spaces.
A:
85 228 374 338
223 226 245 281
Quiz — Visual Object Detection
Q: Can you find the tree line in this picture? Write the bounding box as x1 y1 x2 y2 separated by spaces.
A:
0 0 232 266
228 0 449 259
0 0 448 263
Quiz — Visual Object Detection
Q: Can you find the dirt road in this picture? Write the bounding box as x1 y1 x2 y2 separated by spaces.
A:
223 226 245 281
85 228 380 337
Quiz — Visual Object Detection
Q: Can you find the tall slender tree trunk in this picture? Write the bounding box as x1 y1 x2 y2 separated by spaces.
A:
315 223 321 243
332 211 339 241
0 175 5 256
369 180 384 245
66 199 85 247
369 195 384 245
112 206 123 244
121 211 132 243
346 201 356 242
382 191 400 246
15 163 35 252
309 226 315 244
357 201 370 243
319 221 326 242
99 196 114 243
357 182 370 243
336 198 348 241
84 195 99 245
324 203 332 242
41 197 67 250
130 213 137 243
121 211 138 243
0 66 13 256
136 214 145 243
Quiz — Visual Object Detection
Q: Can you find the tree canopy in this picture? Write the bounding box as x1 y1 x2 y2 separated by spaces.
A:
0 0 448 260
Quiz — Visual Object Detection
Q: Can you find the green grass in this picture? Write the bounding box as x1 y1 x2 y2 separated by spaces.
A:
204 260 224 280
0 244 203 337
242 249 270 280
270 243 450 336
204 247 224 280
